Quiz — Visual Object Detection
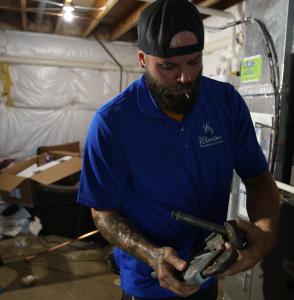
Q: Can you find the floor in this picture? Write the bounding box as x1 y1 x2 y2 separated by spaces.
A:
0 234 121 299
0 234 224 299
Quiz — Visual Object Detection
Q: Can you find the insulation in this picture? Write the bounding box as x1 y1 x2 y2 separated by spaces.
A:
0 31 141 160
9 65 120 109
0 104 94 159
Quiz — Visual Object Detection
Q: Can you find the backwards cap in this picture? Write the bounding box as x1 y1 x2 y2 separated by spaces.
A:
137 0 204 58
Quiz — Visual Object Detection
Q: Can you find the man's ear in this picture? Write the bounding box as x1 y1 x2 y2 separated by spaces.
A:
138 50 146 68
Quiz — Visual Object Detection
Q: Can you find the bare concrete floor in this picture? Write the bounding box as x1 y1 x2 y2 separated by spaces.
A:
0 234 224 300
0 234 121 300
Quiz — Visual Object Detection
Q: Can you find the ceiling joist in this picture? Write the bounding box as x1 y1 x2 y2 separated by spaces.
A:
0 5 92 20
83 0 119 38
198 0 222 7
0 1 244 41
54 0 69 34
20 0 27 30
110 2 149 41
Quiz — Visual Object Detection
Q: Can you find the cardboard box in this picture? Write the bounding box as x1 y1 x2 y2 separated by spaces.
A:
0 151 82 207
37 141 80 155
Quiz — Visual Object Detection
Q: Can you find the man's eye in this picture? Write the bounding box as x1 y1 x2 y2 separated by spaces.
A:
160 63 174 70
189 58 202 65
189 61 198 65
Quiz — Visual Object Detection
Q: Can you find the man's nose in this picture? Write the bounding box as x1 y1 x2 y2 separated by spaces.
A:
177 70 192 84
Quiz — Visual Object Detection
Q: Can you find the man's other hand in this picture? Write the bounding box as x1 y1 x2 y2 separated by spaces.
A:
219 218 275 277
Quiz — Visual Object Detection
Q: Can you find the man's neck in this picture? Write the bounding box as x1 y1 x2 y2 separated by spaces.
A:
162 109 184 122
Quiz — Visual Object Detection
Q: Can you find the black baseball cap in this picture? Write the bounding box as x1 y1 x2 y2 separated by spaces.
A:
137 0 204 58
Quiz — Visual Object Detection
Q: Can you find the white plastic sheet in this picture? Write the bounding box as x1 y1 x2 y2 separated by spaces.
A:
0 31 141 160
9 65 121 109
122 71 142 89
0 204 31 237
10 65 72 108
0 104 94 159
71 68 121 110
2 31 117 65
102 41 142 72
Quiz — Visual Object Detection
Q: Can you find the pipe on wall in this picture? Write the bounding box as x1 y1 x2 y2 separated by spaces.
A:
97 40 124 92
276 181 294 195
0 55 124 72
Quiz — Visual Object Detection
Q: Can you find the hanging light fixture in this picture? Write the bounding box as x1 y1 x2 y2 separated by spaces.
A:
63 4 74 22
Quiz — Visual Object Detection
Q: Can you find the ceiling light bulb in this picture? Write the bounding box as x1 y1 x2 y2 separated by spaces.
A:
63 5 74 13
64 11 74 22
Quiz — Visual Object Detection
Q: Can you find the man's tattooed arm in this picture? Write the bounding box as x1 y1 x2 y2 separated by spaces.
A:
92 208 200 297
91 208 160 268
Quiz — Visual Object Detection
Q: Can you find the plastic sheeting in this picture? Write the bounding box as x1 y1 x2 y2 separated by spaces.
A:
0 104 94 159
0 31 142 160
102 41 142 72
9 65 73 108
1 31 118 66
122 71 143 90
9 65 120 109
71 68 121 110
0 200 31 237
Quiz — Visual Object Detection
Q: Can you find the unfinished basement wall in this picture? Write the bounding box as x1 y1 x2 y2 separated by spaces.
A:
0 31 140 160
0 1 245 161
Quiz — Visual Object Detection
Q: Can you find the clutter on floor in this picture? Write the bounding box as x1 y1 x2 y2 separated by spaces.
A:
0 142 119 299
0 233 121 299
0 201 42 239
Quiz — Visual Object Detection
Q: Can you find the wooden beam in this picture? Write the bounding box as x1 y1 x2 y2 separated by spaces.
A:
54 0 68 34
198 0 222 7
54 14 63 34
0 6 92 20
20 0 27 30
94 31 111 41
110 2 149 41
82 0 119 38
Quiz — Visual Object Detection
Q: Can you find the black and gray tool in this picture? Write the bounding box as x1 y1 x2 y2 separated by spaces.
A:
171 210 247 285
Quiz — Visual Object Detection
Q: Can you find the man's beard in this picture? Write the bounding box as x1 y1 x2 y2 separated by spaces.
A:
145 70 202 114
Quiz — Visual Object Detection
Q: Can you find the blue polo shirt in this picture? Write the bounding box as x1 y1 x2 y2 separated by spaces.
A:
78 75 267 298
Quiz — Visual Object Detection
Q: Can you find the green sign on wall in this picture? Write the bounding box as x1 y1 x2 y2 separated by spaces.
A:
241 55 263 82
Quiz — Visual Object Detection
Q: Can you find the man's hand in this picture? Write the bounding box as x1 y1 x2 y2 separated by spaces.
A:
92 209 200 297
151 247 200 297
220 171 280 277
220 218 275 276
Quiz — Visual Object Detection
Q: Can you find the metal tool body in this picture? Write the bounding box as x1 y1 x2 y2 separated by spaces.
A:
171 210 247 285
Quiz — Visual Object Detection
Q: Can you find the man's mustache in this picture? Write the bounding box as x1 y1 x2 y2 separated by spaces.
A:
161 82 194 93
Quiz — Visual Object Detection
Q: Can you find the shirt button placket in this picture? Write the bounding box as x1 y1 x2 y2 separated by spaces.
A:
179 125 190 151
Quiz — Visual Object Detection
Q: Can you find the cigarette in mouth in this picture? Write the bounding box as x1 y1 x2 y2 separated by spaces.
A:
184 90 190 100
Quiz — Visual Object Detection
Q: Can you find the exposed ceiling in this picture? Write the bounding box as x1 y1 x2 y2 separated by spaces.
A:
0 0 243 42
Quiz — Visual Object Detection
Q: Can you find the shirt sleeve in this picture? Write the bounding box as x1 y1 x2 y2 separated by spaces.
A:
232 88 268 179
77 111 129 210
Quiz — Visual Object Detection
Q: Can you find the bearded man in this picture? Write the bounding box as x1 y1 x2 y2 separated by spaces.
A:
77 0 280 299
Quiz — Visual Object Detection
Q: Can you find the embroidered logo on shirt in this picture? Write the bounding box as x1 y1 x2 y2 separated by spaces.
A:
199 121 224 148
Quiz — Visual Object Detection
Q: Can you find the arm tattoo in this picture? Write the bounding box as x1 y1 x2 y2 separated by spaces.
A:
93 211 160 268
